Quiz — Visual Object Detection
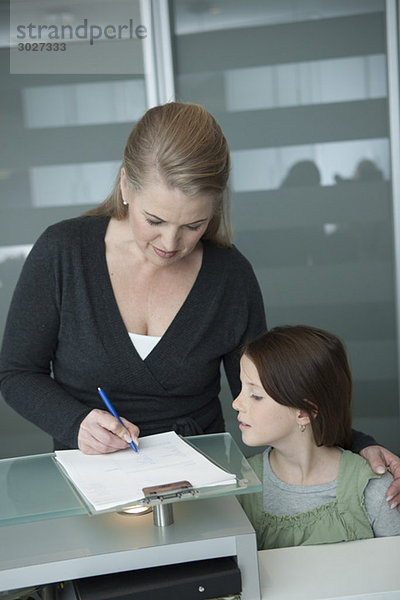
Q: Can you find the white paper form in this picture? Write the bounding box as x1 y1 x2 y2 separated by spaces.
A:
54 431 236 511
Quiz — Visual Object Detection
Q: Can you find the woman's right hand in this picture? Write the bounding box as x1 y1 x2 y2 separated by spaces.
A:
78 409 140 454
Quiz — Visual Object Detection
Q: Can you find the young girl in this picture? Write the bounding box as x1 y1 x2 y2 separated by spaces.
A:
233 325 400 550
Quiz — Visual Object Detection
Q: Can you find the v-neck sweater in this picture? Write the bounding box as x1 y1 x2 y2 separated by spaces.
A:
0 216 267 449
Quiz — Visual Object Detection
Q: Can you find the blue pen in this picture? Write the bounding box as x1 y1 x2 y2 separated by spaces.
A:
97 387 138 452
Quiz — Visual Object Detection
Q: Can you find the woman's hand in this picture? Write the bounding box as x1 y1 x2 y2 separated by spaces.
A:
78 409 140 454
360 445 400 511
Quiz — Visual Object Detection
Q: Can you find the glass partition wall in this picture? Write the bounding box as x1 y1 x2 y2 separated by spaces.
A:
0 0 399 457
0 0 148 457
171 0 400 454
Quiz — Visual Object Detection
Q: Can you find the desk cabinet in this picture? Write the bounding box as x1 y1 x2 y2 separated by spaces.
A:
0 496 260 599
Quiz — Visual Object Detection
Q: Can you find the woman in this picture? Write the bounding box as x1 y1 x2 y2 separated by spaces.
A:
234 325 400 548
0 102 266 453
1 103 399 510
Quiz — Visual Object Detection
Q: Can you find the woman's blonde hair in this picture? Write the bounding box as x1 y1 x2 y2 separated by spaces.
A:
84 102 232 246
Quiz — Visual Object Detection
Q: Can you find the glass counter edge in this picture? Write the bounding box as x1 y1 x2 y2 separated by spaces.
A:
0 434 262 520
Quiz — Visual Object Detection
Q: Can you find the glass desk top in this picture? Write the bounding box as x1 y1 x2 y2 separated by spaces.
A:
0 433 261 527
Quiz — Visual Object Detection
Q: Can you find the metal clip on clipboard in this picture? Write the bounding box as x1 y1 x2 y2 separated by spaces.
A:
142 480 199 527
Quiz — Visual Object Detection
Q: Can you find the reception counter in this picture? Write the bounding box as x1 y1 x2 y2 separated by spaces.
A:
0 434 261 599
1 435 399 600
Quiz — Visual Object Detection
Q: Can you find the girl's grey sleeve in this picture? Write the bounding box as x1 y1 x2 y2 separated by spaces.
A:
364 472 400 537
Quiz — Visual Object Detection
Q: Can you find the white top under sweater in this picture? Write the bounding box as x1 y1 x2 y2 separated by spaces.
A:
128 332 161 360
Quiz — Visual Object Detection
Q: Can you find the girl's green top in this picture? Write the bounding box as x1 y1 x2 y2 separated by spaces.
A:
239 449 379 550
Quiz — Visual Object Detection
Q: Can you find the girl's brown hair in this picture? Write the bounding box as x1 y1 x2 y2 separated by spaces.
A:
243 325 353 448
84 102 232 246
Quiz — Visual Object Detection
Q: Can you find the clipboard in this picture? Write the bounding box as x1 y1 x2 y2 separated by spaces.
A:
54 432 237 515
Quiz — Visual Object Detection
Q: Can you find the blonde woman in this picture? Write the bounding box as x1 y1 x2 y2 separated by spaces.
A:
0 102 265 453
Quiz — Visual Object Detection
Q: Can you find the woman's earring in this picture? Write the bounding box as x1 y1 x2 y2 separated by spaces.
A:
298 424 306 432
122 200 128 206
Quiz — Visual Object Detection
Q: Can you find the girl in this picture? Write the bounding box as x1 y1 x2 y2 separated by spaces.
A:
233 325 400 550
